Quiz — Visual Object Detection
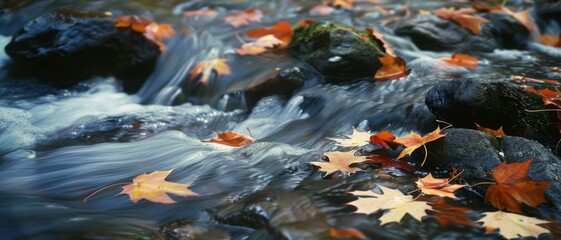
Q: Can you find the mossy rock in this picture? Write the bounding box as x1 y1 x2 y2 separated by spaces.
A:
290 22 386 81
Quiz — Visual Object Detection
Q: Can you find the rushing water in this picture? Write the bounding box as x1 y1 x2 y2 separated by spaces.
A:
1 0 561 239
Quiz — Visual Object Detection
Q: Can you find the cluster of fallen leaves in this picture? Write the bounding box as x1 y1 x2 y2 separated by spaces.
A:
115 15 175 51
525 87 561 136
310 126 552 238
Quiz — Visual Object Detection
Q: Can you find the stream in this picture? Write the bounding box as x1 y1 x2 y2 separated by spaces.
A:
1 0 561 239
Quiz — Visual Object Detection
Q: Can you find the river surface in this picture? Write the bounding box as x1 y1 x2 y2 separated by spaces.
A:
1 0 561 239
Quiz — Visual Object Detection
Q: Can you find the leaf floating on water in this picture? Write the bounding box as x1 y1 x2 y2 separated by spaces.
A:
350 186 432 225
189 58 232 84
434 7 490 35
204 131 255 147
440 53 479 68
327 127 372 147
416 173 465 199
224 8 263 27
310 150 368 176
478 211 550 239
121 170 198 204
236 34 285 55
310 0 353 15
394 127 447 161
245 21 293 45
115 15 175 51
184 9 218 17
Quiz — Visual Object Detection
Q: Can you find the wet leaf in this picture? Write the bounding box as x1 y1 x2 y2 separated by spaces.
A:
310 0 353 15
329 228 366 239
224 8 263 27
525 87 561 108
475 123 506 139
434 7 490 34
115 15 175 51
369 131 397 149
394 127 447 160
514 76 561 86
365 154 415 172
473 5 536 31
236 34 284 55
121 170 198 204
184 9 218 16
350 186 432 224
375 54 408 80
327 127 372 147
416 173 465 199
429 198 476 227
205 131 255 147
245 21 293 45
310 150 368 176
189 58 232 84
478 211 549 239
484 160 550 213
440 53 478 68
115 15 152 32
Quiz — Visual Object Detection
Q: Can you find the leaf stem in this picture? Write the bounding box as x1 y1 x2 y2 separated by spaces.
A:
469 181 496 188
421 144 428 166
83 182 131 202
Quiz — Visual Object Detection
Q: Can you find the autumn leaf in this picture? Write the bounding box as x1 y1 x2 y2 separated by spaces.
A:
539 34 561 47
350 186 432 224
429 198 476 227
327 127 372 147
120 170 198 204
297 18 316 27
394 127 447 164
440 53 479 68
115 15 152 32
473 5 536 31
416 173 465 199
369 131 397 149
478 211 550 239
484 160 550 213
189 58 232 84
310 0 353 15
513 75 561 86
375 54 408 80
115 15 175 51
365 154 414 172
434 7 490 35
525 87 561 108
310 150 368 176
204 131 255 147
236 34 285 55
329 228 366 239
184 9 218 17
475 123 506 139
245 21 293 45
224 8 263 27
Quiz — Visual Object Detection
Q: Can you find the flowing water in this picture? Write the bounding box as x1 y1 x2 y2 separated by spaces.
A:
1 0 561 239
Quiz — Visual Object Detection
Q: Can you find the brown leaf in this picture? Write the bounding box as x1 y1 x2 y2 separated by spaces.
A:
475 123 506 139
416 173 465 199
429 198 476 227
120 170 198 204
205 131 255 147
375 54 408 80
513 75 561 86
310 150 368 176
115 15 175 51
484 160 550 213
329 228 366 239
525 87 561 108
236 35 285 55
369 131 397 149
224 8 263 27
434 7 490 34
365 154 415 172
184 9 218 16
394 127 447 160
245 21 293 45
440 53 478 68
189 58 232 84
115 15 151 32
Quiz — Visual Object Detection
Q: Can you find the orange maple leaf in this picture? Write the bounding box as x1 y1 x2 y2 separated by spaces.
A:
245 21 293 45
434 7 490 35
329 228 366 239
369 131 397 149
120 170 198 204
394 127 447 165
429 198 476 227
484 160 550 213
525 87 561 108
475 123 506 139
115 15 175 51
204 131 255 147
236 34 285 55
189 58 232 84
224 8 263 27
473 5 536 32
375 54 408 80
440 53 478 68
310 150 368 176
115 15 152 32
416 173 465 199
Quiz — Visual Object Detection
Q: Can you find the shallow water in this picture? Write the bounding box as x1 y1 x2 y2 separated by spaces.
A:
1 0 561 239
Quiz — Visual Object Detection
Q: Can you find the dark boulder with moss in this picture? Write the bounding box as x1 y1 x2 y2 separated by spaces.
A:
289 22 386 81
4 10 161 92
425 79 560 147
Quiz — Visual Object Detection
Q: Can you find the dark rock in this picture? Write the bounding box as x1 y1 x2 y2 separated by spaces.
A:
425 79 560 147
394 12 528 52
535 3 561 33
4 10 161 92
501 136 561 211
289 22 385 81
423 128 501 186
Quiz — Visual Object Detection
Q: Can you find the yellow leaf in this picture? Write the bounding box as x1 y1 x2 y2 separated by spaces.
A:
310 150 368 176
478 211 550 239
416 173 465 199
189 58 232 84
236 34 285 55
327 127 372 147
120 170 198 204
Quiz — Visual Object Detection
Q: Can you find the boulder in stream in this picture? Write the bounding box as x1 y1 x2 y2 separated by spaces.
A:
4 10 161 91
289 22 386 81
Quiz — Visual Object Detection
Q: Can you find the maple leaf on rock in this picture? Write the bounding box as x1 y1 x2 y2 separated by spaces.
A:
484 160 550 213
434 7 490 34
327 127 372 147
375 54 408 80
478 211 550 239
416 173 465 199
350 186 432 224
236 34 285 55
310 150 368 176
120 170 198 204
204 131 255 147
475 123 506 139
525 87 561 108
115 15 152 32
394 127 447 162
245 21 293 45
224 8 263 27
189 58 232 84
115 15 175 51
